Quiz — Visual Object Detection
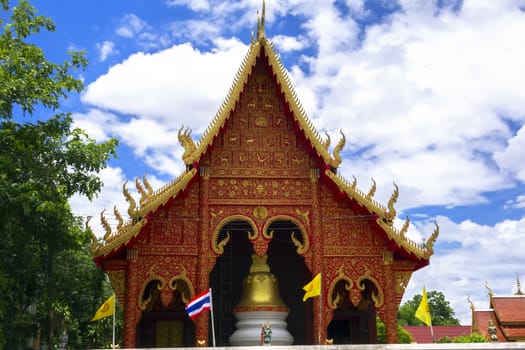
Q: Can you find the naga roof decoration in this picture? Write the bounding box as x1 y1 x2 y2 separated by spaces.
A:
324 170 438 260
89 3 438 262
90 168 197 258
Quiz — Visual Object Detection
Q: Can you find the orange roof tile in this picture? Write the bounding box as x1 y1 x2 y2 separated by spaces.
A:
502 325 525 339
491 296 525 324
473 309 507 341
403 325 471 343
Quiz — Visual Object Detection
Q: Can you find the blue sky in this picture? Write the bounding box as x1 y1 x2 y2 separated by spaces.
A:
20 0 525 324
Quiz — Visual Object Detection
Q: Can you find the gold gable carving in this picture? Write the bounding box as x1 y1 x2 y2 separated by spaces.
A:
91 18 437 265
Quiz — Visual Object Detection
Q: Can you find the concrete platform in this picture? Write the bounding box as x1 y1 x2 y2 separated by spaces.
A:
98 343 525 350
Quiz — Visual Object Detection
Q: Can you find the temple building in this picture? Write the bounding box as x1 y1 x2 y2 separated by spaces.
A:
470 279 525 342
89 3 438 348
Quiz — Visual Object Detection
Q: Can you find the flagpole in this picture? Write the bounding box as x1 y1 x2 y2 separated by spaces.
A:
112 293 116 349
429 319 435 343
209 288 216 347
318 275 322 344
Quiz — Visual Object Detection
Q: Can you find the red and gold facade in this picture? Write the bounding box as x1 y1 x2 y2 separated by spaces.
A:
90 11 438 348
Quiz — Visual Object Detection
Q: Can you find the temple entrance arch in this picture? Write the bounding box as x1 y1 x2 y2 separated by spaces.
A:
135 280 195 347
327 279 378 344
209 218 254 346
264 218 313 345
209 215 313 345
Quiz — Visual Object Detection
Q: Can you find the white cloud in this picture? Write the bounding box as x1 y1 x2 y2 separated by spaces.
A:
70 166 128 237
72 109 118 142
82 38 248 133
95 40 117 62
505 194 525 209
168 19 220 43
112 118 186 177
165 0 210 11
70 166 167 238
286 0 525 210
494 125 525 182
117 14 149 38
115 13 169 50
271 34 309 53
406 215 525 324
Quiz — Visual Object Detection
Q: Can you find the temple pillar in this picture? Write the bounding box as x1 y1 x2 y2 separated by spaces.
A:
123 248 139 348
310 168 324 344
195 166 210 345
382 262 399 344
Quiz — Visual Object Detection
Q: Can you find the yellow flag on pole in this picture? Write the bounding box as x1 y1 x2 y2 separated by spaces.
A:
302 273 321 301
415 287 432 326
91 294 115 321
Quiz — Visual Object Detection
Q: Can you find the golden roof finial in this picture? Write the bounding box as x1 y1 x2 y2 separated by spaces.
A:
100 209 112 241
256 0 266 41
114 205 123 230
86 216 99 252
467 295 475 311
425 221 439 254
366 178 376 199
485 281 494 297
331 129 346 167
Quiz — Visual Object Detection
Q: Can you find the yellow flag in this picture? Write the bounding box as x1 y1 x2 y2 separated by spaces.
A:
91 294 115 321
302 273 321 301
415 287 431 326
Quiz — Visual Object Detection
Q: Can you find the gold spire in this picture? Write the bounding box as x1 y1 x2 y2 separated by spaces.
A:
256 0 266 41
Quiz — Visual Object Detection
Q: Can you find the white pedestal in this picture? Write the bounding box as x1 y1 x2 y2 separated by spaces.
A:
229 310 294 346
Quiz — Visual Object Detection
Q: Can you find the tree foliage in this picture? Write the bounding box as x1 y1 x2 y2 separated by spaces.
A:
398 290 460 326
0 0 85 119
376 317 413 344
437 333 487 343
0 0 118 348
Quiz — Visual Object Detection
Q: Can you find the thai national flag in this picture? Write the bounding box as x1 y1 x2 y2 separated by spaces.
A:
185 289 212 319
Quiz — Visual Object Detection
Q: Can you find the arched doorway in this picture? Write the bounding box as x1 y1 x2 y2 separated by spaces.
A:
209 219 253 346
327 279 378 344
265 219 313 345
209 216 313 345
135 281 195 347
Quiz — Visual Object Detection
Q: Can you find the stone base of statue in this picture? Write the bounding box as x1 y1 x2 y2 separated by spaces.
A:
229 309 293 346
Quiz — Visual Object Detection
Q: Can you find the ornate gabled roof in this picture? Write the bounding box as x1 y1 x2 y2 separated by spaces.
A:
90 3 438 263
90 168 197 259
178 8 345 169
325 170 438 260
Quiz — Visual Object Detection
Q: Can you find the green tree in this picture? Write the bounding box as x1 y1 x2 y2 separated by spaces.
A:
398 290 460 326
376 316 413 344
44 242 124 349
437 333 487 343
0 0 118 348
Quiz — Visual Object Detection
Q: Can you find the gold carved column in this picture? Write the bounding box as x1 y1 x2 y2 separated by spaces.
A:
195 167 210 345
310 168 325 344
123 248 140 348
382 262 399 344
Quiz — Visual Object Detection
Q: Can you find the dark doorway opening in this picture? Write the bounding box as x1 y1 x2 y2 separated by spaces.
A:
327 279 377 344
136 287 195 347
266 219 314 345
209 219 253 346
